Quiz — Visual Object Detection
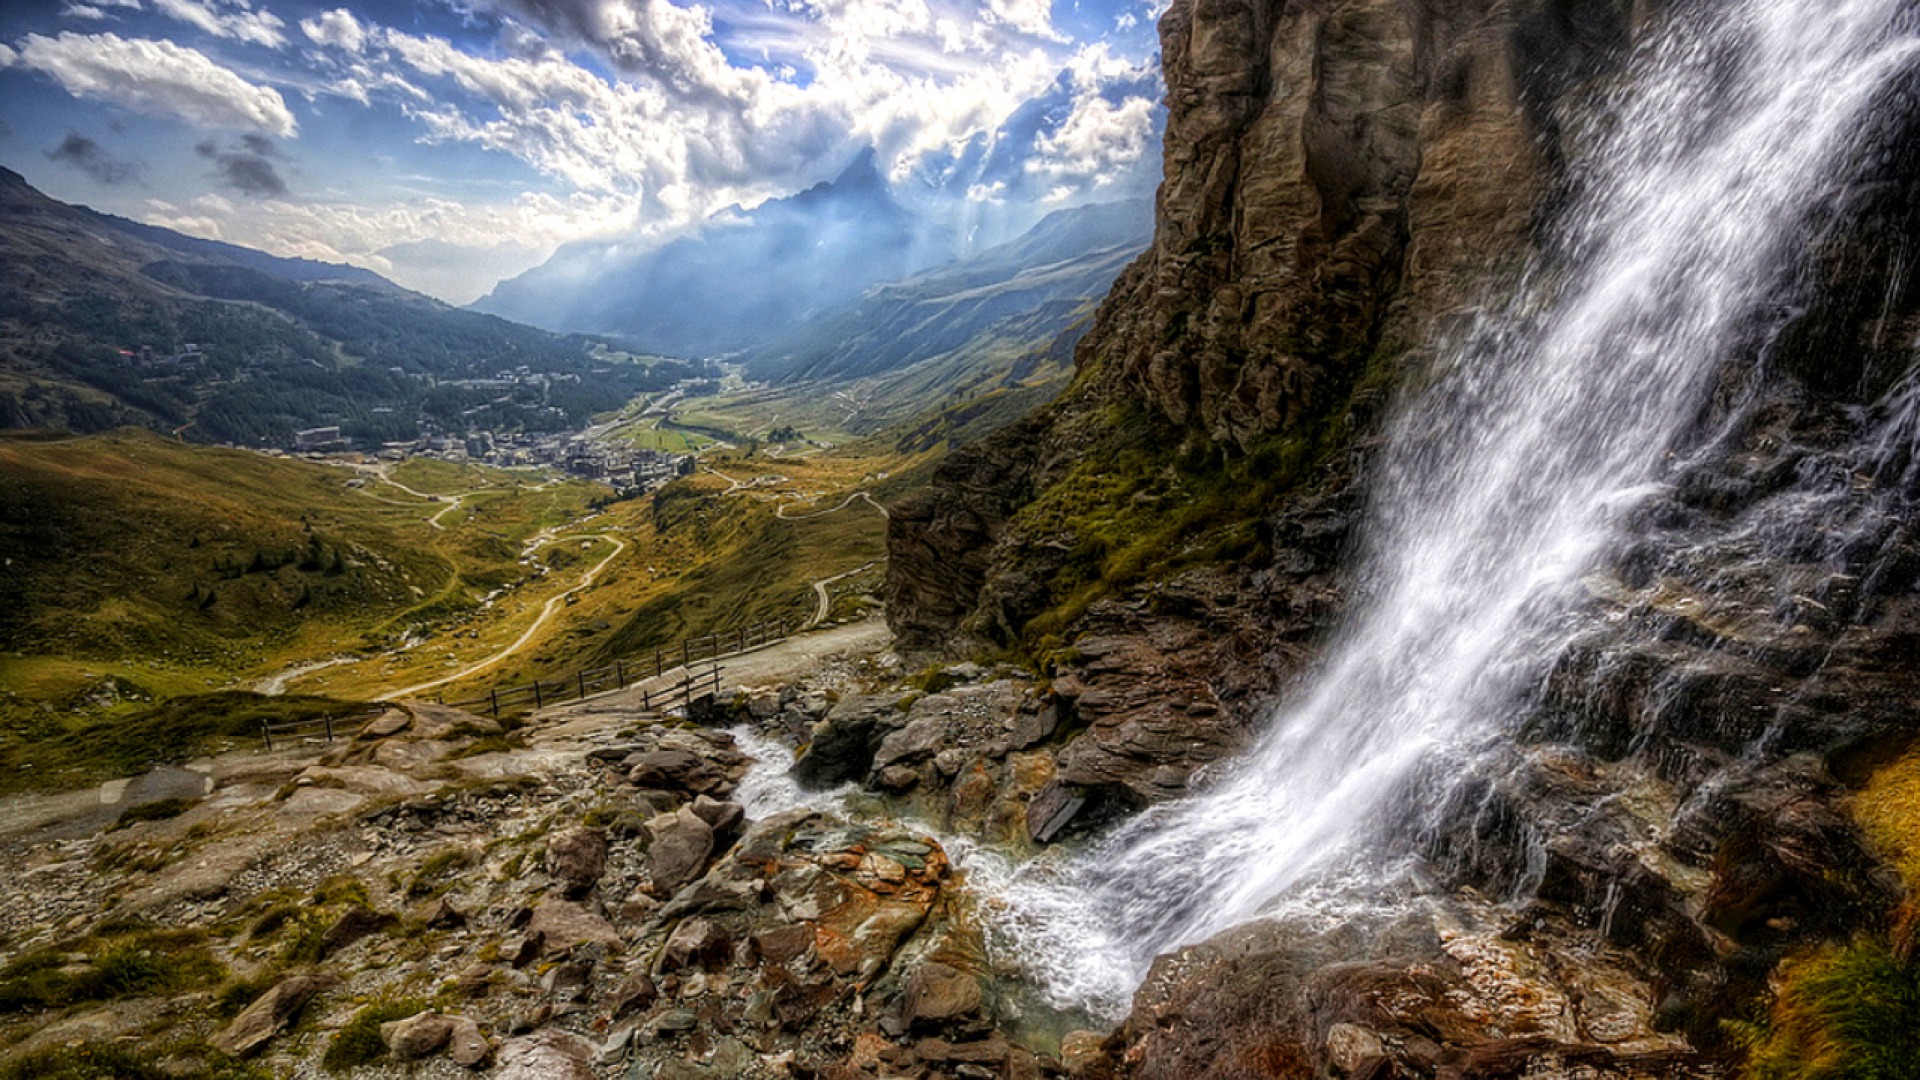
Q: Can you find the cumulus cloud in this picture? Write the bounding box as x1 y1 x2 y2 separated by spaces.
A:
14 33 298 136
141 187 647 301
1027 92 1155 187
150 0 288 49
0 43 16 68
299 8 365 53
45 130 144 184
196 133 288 197
364 0 1065 229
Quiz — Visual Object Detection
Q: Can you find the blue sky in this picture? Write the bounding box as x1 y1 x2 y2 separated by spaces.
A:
0 0 1164 302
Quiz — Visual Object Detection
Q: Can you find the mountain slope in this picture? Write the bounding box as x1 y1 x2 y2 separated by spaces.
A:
474 150 955 357
742 198 1150 385
0 169 695 445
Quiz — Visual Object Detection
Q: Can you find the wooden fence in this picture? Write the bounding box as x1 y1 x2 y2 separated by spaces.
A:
260 706 382 751
435 619 788 719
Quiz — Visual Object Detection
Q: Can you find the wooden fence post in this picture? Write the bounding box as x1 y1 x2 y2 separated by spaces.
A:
262 720 273 752
532 681 543 710
578 671 588 699
616 659 625 686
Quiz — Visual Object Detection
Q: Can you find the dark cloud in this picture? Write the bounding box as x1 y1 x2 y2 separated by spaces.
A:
46 131 143 185
196 136 289 198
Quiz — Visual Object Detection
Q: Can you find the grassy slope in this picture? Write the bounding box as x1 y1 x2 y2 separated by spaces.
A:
0 429 604 763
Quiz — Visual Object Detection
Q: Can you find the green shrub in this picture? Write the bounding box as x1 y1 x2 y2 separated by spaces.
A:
321 998 426 1072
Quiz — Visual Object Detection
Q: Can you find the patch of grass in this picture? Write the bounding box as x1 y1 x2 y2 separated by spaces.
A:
321 997 427 1073
0 1043 172 1080
213 968 283 1018
0 925 223 1014
310 875 370 907
406 845 475 898
1736 938 1920 1080
109 796 196 830
0 691 366 796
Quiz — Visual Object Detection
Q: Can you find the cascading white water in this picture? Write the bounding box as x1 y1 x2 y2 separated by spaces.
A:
978 0 1920 1015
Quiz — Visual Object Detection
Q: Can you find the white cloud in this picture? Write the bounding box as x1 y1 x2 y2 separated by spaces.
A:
1027 91 1156 186
63 5 112 20
367 12 1061 228
982 0 1061 41
142 188 651 302
15 32 298 136
0 44 16 69
150 0 288 49
300 9 366 53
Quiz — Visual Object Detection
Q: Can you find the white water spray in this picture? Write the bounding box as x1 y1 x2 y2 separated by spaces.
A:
986 0 1920 1014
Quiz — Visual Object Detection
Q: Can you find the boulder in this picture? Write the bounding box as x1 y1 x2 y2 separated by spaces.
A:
793 695 899 787
872 717 947 770
626 749 722 793
527 898 623 952
447 1015 490 1068
689 795 745 836
493 1027 596 1080
318 905 394 958
380 1011 455 1060
545 828 609 895
901 961 984 1030
211 975 325 1057
644 808 715 895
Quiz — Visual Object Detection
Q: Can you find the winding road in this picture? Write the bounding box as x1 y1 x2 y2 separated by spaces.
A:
806 561 882 629
379 532 629 701
776 490 889 521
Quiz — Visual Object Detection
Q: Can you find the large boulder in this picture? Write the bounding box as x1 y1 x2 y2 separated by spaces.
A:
644 807 715 896
545 828 609 895
210 975 326 1057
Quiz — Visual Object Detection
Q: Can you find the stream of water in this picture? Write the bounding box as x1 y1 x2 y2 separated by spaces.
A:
976 0 1920 1016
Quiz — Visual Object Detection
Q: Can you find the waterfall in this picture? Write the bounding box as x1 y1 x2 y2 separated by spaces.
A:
981 0 1920 1014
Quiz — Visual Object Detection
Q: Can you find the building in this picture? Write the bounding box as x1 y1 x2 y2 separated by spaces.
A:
294 426 346 451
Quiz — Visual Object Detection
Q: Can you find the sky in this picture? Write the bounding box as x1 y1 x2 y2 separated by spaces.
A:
0 0 1166 303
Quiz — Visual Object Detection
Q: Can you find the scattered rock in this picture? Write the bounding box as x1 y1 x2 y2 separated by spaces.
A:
210 975 325 1057
318 904 394 957
545 827 609 895
644 807 715 896
527 898 623 953
494 1027 596 1080
381 1010 455 1060
447 1015 490 1068
901 961 984 1031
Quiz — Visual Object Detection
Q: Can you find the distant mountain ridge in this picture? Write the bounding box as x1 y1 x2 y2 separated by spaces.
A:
475 150 956 358
0 166 387 289
742 198 1152 386
0 169 693 445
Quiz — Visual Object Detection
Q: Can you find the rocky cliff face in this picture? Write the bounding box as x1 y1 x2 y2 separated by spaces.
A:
887 0 1920 1074
890 0 1655 781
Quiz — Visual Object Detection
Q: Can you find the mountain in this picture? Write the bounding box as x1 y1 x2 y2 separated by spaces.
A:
475 150 955 358
0 168 697 446
741 198 1150 386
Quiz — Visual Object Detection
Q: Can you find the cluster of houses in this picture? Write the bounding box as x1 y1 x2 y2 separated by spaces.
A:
290 427 693 494
116 342 205 374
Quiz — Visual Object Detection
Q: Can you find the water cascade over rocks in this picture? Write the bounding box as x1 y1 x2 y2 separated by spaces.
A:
980 0 1920 1015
